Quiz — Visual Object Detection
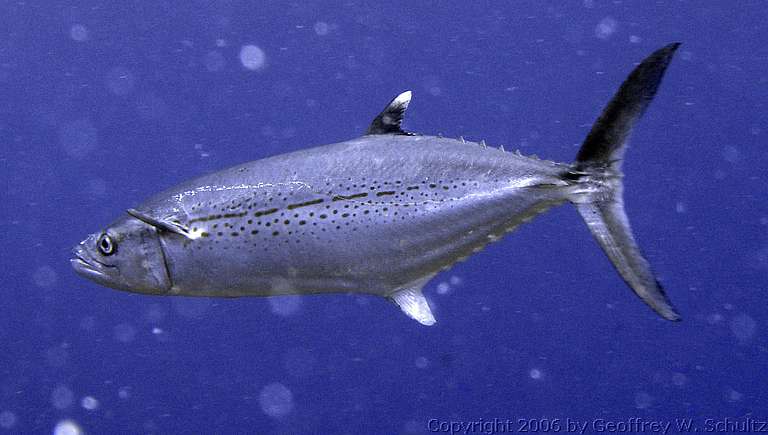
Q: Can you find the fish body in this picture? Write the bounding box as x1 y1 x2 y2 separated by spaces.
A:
137 135 569 298
73 44 683 325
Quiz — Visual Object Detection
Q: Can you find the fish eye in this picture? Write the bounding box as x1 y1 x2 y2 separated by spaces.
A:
97 234 116 256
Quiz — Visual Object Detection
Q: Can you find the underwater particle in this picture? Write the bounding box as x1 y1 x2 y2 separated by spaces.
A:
725 387 743 402
629 35 642 44
722 145 740 163
0 410 17 429
634 391 653 409
80 396 99 411
69 24 88 42
675 201 686 214
204 50 226 72
53 419 82 435
258 382 294 418
105 66 136 96
32 265 57 289
529 368 543 380
117 387 131 400
449 275 462 286
51 384 75 410
595 16 618 40
435 281 451 295
58 118 98 159
415 356 429 369
268 296 302 317
113 323 136 343
314 21 329 36
671 372 687 387
239 44 266 71
730 313 757 344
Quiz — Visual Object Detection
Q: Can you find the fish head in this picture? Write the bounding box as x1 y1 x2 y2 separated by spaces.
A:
71 215 172 294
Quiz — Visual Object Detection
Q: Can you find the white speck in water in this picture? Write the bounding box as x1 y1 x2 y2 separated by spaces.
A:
583 0 594 8
69 24 88 42
730 313 757 344
595 17 618 40
33 265 58 288
0 411 17 429
216 38 227 47
59 118 98 159
629 35 642 44
117 387 131 400
80 396 99 411
259 382 294 418
436 282 451 295
105 66 136 96
725 387 743 402
634 391 653 409
529 368 543 380
415 356 429 369
675 202 687 214
204 50 226 72
152 327 163 335
113 323 136 343
314 21 330 36
722 145 740 163
449 275 463 286
53 419 82 435
268 296 302 317
239 44 266 71
51 384 75 410
671 372 687 387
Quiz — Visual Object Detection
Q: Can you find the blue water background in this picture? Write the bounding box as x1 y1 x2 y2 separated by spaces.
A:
1 2 767 433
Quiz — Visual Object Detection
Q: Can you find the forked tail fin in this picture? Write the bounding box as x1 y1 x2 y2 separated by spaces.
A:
569 43 681 321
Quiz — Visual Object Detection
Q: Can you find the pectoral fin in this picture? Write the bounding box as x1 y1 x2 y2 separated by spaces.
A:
389 278 436 326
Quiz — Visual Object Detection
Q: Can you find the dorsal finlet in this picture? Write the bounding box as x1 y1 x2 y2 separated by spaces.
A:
366 91 413 135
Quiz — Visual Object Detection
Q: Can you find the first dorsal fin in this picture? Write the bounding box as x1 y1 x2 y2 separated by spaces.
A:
366 91 413 135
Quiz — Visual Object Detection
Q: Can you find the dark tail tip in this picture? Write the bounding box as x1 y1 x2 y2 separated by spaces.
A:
575 43 681 166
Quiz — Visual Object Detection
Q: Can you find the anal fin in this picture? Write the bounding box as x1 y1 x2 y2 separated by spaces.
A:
389 278 436 326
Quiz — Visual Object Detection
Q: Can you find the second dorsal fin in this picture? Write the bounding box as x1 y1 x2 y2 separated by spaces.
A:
366 91 413 135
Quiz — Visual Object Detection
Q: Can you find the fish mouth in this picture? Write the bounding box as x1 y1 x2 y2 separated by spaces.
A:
70 246 108 281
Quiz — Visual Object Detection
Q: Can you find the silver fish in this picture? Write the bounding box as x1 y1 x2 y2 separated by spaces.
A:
72 44 682 325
